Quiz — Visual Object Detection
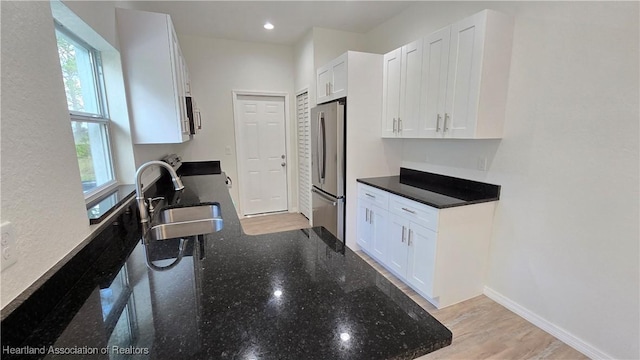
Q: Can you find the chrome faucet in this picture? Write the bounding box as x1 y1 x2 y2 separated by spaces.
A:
135 161 185 224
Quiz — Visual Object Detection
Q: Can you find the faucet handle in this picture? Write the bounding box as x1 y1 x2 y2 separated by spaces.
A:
147 197 165 213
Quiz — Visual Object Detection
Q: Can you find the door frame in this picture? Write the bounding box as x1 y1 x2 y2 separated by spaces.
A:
232 90 292 217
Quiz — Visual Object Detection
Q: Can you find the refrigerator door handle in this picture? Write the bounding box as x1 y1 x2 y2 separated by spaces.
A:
316 112 323 184
320 112 327 184
311 187 337 206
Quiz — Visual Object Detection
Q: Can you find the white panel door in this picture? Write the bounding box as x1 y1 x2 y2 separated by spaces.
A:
236 95 288 215
420 27 451 138
398 40 422 138
381 48 402 137
387 214 409 278
330 54 347 98
406 222 437 297
356 200 371 251
296 92 311 219
370 205 389 264
445 12 486 138
316 66 331 103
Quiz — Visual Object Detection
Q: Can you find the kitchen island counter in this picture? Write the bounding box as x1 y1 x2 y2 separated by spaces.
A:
1 173 451 360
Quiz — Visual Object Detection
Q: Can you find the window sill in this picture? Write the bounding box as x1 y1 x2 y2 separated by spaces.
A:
87 184 136 224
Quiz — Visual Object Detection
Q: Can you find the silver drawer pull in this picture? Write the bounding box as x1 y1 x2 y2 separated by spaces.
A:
401 226 406 243
401 207 416 214
365 193 376 199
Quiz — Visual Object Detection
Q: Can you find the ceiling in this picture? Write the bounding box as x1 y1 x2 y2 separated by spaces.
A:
121 1 414 45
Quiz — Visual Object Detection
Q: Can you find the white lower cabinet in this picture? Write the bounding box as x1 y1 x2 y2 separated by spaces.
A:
405 221 437 298
387 213 437 298
387 214 409 277
357 199 389 264
357 183 495 309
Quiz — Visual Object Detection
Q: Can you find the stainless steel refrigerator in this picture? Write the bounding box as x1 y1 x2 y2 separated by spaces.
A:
311 100 345 242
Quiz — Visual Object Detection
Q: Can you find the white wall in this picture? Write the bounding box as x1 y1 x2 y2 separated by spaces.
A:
365 2 639 358
0 1 93 308
294 29 315 103
312 27 367 70
176 35 296 213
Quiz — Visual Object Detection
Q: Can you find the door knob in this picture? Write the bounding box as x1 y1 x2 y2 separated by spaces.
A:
281 162 286 167
281 154 285 159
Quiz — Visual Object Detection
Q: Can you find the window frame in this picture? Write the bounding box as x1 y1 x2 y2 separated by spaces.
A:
55 23 118 204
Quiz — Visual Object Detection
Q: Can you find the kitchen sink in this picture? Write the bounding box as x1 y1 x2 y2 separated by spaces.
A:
147 203 223 241
159 203 222 223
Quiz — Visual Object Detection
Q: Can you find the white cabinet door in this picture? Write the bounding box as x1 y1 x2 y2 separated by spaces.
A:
356 200 371 251
387 214 409 278
317 66 331 103
170 27 189 139
330 55 347 99
398 40 422 138
369 204 389 263
381 48 402 138
406 222 437 297
420 27 451 138
316 53 348 104
117 8 191 144
444 11 486 138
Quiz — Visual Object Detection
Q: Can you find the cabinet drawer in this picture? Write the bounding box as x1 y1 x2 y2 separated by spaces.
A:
389 194 438 231
358 184 389 209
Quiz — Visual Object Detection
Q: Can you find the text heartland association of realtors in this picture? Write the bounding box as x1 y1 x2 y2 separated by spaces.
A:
2 345 149 355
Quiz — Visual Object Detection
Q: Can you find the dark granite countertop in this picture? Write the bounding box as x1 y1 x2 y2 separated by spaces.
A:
2 172 451 359
357 168 500 209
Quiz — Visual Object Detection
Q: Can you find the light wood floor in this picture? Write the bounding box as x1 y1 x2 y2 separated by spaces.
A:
241 213 588 359
240 212 311 235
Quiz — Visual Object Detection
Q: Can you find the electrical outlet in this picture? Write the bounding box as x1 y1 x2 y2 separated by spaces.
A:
477 157 488 171
1 222 17 271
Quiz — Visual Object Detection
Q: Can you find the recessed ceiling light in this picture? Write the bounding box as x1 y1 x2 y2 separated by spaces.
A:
264 22 274 30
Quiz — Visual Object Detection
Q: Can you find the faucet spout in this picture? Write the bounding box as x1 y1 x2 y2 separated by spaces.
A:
135 160 184 224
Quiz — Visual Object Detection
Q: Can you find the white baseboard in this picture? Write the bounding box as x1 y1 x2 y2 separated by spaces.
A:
483 286 612 359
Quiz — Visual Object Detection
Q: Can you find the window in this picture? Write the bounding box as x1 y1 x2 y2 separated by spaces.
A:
54 24 116 199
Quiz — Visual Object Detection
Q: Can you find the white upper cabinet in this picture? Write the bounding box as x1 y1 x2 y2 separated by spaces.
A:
382 41 423 138
381 48 402 137
419 27 450 137
117 8 191 144
398 40 422 138
316 53 348 104
383 9 514 139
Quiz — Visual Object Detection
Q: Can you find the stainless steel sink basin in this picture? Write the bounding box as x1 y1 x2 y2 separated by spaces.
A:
147 203 223 241
159 203 222 223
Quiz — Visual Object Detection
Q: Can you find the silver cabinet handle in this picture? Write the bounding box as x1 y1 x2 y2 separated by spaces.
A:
369 210 373 224
392 118 397 133
365 208 369 222
401 207 416 214
398 117 402 132
329 82 332 94
401 226 406 243
408 229 413 246
436 114 441 132
444 113 450 132
365 193 376 199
